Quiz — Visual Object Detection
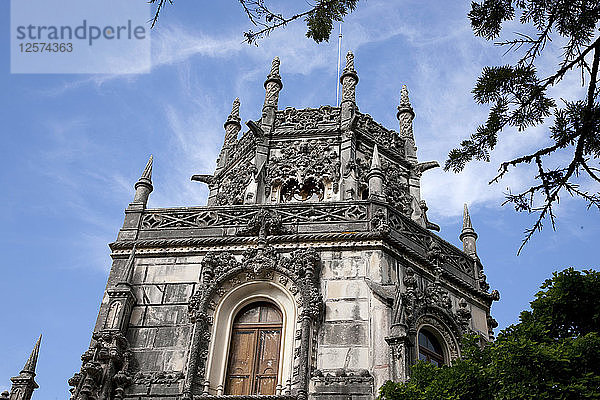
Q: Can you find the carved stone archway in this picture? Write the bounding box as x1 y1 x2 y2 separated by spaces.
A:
184 245 323 400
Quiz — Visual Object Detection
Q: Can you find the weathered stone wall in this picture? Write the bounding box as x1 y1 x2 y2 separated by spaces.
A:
125 256 200 398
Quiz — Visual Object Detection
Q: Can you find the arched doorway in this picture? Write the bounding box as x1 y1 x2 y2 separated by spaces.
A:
225 301 283 395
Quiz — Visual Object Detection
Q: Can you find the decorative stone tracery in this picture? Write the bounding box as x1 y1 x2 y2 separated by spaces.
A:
184 246 323 399
267 140 340 201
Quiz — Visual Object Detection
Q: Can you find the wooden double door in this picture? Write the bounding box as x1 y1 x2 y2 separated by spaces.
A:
225 302 283 395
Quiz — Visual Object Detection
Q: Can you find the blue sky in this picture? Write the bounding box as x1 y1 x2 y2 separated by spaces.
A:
1 0 598 398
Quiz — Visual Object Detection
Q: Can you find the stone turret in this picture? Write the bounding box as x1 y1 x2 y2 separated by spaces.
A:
9 335 41 400
131 155 153 208
460 203 478 259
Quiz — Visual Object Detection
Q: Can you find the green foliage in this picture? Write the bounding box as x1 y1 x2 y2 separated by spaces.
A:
305 0 358 43
150 0 360 45
378 268 600 400
446 0 600 252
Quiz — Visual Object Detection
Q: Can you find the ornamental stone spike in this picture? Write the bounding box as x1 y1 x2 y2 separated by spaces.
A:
370 144 382 170
459 203 478 259
22 334 42 374
397 85 416 161
262 57 283 130
133 155 154 206
9 335 41 400
343 50 355 73
224 97 242 147
340 51 359 130
368 144 385 199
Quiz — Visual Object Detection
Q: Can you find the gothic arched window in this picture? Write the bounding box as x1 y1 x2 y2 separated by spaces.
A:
417 329 445 366
224 302 283 395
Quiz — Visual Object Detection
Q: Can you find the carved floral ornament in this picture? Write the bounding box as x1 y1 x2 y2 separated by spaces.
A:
266 139 341 200
185 246 323 393
68 331 132 400
393 266 472 357
214 159 257 206
275 106 340 130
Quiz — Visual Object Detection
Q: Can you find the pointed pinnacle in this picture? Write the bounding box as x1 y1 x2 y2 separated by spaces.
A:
370 144 381 170
122 244 137 284
344 51 355 72
22 335 42 374
400 85 411 108
269 56 280 78
462 203 472 230
225 98 241 128
231 97 240 118
140 155 153 181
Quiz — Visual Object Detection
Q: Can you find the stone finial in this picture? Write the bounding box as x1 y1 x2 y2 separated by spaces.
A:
344 51 355 73
224 97 241 129
140 155 153 181
231 97 240 117
340 51 359 111
463 203 473 230
268 56 281 79
22 335 41 374
370 144 382 171
399 85 411 108
263 57 283 109
9 335 41 400
132 155 154 206
460 203 478 258
367 145 385 199
397 85 415 118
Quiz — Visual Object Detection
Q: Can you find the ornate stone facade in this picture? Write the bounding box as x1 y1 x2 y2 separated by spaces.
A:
61 54 498 400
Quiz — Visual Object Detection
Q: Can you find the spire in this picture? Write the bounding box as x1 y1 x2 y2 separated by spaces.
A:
137 155 153 187
267 56 281 81
9 335 41 400
262 57 283 112
21 335 41 374
399 85 413 111
397 85 416 161
370 144 381 170
463 203 473 230
225 97 241 127
262 57 284 133
223 97 242 151
460 203 478 259
132 155 154 207
340 51 359 131
341 51 357 78
367 145 385 199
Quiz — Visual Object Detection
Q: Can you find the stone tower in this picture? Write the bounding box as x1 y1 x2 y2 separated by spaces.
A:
68 54 499 400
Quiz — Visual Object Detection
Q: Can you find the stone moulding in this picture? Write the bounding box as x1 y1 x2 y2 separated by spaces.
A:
113 202 498 304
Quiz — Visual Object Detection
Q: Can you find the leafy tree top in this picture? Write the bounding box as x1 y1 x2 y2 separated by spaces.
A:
378 268 600 400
